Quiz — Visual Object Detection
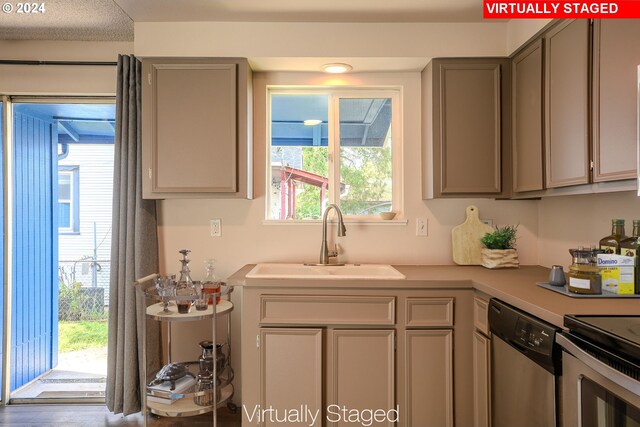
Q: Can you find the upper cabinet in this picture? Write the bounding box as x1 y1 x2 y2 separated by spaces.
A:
422 58 511 199
544 19 591 188
592 19 640 182
141 58 253 199
512 39 544 193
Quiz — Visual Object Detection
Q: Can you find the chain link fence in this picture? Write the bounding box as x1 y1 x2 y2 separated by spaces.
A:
58 259 110 321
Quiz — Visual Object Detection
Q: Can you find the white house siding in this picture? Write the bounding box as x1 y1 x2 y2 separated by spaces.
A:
58 143 114 305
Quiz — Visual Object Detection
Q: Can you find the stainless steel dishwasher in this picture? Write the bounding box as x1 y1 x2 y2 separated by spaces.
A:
488 299 562 427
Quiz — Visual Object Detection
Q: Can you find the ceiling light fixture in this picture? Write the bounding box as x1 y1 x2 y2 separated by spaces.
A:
303 119 322 126
322 63 353 74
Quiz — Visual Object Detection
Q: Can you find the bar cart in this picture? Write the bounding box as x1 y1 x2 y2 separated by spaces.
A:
134 274 235 427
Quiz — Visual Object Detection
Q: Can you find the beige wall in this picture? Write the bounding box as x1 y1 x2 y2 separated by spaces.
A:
538 191 640 269
160 71 541 401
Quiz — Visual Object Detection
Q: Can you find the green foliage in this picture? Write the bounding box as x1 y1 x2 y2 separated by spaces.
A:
481 225 519 250
58 281 107 321
295 145 392 218
58 321 108 353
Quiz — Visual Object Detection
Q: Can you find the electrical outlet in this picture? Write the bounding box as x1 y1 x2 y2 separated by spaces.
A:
481 219 494 227
210 219 221 237
416 218 428 236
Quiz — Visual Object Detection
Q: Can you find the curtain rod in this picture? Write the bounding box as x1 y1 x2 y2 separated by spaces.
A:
0 60 117 66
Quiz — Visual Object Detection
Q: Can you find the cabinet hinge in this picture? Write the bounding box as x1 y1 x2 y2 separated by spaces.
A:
148 168 152 179
590 160 594 171
394 333 397 351
256 334 260 349
147 72 152 85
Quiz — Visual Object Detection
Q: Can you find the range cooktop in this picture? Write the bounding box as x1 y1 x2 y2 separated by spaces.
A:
564 315 640 368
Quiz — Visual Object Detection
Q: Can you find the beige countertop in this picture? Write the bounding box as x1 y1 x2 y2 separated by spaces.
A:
229 264 640 328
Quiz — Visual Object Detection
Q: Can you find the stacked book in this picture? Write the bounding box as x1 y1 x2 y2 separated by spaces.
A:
147 375 197 404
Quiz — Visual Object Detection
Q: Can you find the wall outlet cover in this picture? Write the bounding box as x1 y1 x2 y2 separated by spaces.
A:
210 219 221 237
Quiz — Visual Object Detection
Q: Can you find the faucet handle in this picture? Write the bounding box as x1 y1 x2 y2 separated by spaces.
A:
328 244 339 258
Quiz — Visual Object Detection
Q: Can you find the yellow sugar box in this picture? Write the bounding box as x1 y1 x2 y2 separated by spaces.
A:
597 254 635 295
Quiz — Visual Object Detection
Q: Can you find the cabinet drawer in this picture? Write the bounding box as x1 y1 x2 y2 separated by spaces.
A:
260 295 395 326
405 297 454 327
474 296 490 335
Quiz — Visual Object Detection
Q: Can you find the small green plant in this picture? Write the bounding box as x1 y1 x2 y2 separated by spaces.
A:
481 225 518 250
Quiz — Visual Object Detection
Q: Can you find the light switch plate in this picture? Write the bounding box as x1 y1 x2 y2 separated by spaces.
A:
416 218 428 236
210 219 221 237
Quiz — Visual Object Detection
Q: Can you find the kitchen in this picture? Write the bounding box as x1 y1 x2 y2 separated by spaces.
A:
1 1 640 426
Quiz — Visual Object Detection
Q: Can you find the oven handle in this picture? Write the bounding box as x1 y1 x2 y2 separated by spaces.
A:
556 334 640 396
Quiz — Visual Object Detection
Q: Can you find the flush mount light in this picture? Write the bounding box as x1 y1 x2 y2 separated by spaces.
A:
322 63 353 74
303 119 322 126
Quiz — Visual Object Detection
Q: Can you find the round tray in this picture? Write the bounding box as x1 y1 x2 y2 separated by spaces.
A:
146 299 233 321
143 283 233 302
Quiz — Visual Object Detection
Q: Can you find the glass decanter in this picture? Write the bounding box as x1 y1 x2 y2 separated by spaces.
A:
176 249 196 313
203 258 221 304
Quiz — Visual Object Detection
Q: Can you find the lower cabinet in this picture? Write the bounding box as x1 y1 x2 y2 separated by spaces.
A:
259 328 323 427
259 328 395 427
473 295 492 427
242 289 473 427
404 330 453 427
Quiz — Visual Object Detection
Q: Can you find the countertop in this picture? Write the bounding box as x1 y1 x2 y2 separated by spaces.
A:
228 264 640 328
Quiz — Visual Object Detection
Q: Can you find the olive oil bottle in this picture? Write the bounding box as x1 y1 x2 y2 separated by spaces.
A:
599 219 627 254
620 220 639 293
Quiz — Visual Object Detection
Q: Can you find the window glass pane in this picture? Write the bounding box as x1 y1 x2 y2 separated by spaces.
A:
58 202 71 228
338 98 393 215
58 173 71 200
270 94 330 220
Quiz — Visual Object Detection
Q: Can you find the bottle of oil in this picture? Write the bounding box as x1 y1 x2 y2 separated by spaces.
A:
599 219 627 254
620 220 639 293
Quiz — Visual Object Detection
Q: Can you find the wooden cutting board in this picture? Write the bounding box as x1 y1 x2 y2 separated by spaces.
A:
451 205 494 265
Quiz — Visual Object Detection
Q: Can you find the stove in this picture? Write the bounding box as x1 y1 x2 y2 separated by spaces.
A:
558 315 640 427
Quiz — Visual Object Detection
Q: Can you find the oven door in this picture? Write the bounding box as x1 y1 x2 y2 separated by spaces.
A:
557 334 640 427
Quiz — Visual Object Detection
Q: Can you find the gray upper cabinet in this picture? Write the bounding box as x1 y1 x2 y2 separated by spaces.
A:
141 58 252 199
544 19 590 188
512 39 544 193
592 19 640 182
422 58 511 199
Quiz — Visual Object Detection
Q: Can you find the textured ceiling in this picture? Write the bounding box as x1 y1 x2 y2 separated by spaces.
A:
114 0 483 23
0 0 133 41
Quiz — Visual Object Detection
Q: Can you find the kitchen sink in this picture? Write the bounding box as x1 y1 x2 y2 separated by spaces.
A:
245 263 406 280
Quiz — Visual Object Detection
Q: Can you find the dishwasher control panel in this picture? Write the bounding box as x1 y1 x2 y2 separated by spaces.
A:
515 317 554 355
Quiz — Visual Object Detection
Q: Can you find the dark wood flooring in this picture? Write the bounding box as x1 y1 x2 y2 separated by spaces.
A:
0 404 241 426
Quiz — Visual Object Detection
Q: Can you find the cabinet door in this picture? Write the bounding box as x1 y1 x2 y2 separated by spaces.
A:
142 60 238 197
512 40 544 192
544 20 590 188
327 329 395 427
404 329 453 427
436 62 502 195
593 19 640 182
473 331 491 427
260 328 323 427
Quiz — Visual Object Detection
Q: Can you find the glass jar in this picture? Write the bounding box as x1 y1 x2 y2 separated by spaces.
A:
194 370 215 407
568 247 603 294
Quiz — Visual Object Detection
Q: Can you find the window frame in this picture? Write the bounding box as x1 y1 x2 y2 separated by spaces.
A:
58 165 80 234
266 87 403 221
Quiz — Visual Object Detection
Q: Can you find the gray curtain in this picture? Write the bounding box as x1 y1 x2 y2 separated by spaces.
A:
106 54 161 415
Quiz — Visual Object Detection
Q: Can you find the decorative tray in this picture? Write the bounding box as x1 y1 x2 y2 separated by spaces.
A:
536 282 640 298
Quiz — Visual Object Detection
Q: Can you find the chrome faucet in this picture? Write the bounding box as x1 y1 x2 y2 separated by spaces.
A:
319 204 347 265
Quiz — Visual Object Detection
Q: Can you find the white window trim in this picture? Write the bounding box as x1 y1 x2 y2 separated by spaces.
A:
266 87 403 222
58 166 79 234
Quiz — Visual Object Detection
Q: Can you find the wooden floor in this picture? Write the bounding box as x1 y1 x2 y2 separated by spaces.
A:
0 404 241 426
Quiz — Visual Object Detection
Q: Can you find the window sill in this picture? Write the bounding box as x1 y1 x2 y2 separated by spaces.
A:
262 219 408 226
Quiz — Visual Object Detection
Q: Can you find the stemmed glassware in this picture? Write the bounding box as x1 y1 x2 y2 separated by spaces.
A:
154 274 176 314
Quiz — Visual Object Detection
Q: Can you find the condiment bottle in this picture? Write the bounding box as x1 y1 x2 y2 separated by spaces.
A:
620 220 640 293
599 219 627 254
176 249 195 313
203 259 221 305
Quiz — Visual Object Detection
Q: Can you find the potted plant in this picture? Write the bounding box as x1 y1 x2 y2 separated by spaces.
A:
480 225 519 269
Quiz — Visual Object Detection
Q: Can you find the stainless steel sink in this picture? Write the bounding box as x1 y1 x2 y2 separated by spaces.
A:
245 263 406 280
